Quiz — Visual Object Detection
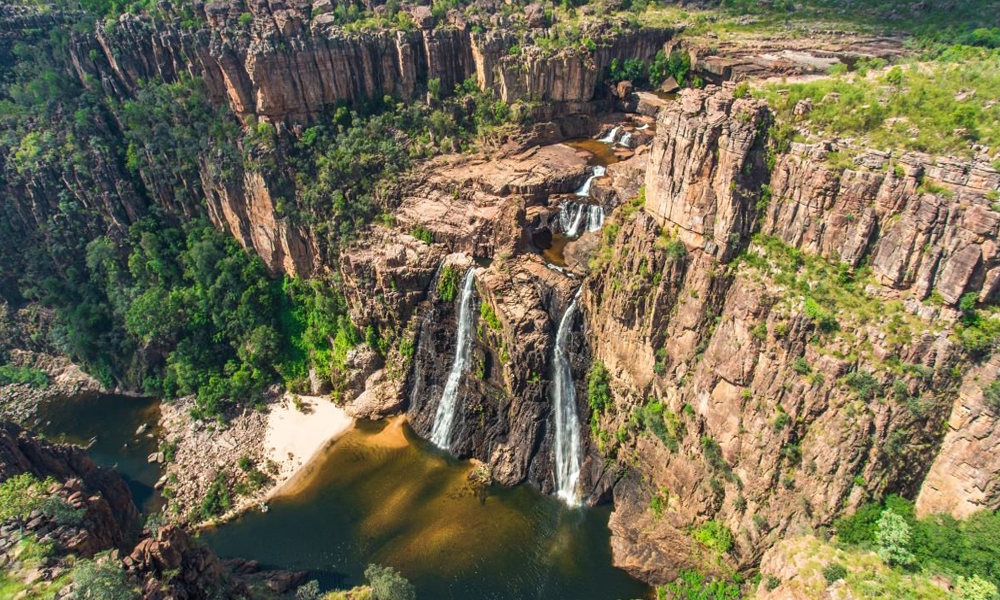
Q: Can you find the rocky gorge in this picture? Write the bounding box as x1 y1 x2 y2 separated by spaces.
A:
2 0 1000 598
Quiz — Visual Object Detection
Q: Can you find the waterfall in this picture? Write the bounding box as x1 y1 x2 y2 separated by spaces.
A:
575 165 607 197
559 202 587 238
552 289 583 505
637 123 649 131
586 204 604 231
558 201 605 237
596 126 620 144
617 131 633 148
429 268 477 450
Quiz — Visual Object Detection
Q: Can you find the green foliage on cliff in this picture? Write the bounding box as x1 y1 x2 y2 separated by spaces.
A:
657 569 740 600
437 266 461 303
0 364 49 388
692 520 734 555
835 496 1000 590
586 360 612 415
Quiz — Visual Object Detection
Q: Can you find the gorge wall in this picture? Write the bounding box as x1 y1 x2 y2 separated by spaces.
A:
572 86 1000 583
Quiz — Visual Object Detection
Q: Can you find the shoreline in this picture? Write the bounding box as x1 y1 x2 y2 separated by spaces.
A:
157 392 356 528
262 394 356 501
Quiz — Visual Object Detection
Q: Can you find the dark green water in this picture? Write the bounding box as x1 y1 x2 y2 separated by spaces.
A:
32 393 164 514
200 418 651 600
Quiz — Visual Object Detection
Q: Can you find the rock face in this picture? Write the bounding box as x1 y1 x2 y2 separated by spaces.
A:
575 86 1000 581
73 4 674 125
644 88 772 261
916 354 1000 518
765 145 1000 306
408 254 579 488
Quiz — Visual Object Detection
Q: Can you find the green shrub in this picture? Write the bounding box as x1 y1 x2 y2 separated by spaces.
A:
822 562 848 583
875 508 915 566
198 472 231 520
587 361 613 416
73 553 138 600
659 569 740 600
409 225 434 244
437 265 460 302
693 520 734 554
0 364 49 388
984 381 1000 413
364 564 415 600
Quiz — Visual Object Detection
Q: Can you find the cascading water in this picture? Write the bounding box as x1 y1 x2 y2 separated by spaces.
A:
575 165 607 197
551 289 583 505
596 126 620 144
617 131 633 148
586 204 604 231
558 165 607 237
560 203 587 238
429 268 477 449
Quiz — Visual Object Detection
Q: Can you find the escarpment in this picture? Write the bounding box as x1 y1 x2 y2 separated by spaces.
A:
572 86 999 582
72 1 675 125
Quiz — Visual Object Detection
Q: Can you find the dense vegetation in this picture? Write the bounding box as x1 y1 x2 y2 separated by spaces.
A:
834 496 1000 592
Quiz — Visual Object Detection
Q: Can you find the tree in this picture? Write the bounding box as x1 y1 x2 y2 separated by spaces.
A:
74 554 139 600
957 575 1000 600
876 508 915 566
295 580 321 600
0 473 48 533
365 564 415 600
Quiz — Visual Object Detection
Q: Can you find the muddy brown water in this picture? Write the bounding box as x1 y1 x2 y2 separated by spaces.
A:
201 418 652 600
34 396 652 599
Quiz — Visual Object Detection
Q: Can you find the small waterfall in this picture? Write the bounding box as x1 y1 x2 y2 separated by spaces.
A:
559 201 605 237
575 165 607 197
586 204 604 231
596 126 620 144
617 131 633 148
637 123 649 131
559 202 587 238
429 268 477 449
552 289 583 505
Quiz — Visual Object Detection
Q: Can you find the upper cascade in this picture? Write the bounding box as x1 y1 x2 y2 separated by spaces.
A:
429 267 478 450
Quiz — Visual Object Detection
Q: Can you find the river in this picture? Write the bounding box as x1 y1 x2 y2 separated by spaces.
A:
32 395 651 600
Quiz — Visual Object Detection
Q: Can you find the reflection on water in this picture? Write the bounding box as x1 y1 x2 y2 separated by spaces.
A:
201 418 650 600
32 394 164 514
542 233 571 267
564 138 622 167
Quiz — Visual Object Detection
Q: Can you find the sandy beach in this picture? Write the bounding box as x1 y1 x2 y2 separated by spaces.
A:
264 394 355 498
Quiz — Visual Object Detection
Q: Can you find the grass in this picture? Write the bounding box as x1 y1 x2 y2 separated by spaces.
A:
755 52 1000 158
736 234 940 363
765 535 950 600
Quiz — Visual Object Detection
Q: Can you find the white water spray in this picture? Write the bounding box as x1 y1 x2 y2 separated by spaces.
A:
617 131 633 148
429 268 477 449
575 165 607 197
552 289 583 505
596 126 620 144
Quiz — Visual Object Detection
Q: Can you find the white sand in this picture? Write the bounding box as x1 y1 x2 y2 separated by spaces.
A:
264 393 354 498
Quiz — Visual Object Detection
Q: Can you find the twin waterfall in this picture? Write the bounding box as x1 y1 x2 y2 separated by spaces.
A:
552 289 583 505
429 268 478 449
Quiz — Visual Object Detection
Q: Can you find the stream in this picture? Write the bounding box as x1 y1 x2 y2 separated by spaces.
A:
32 395 652 600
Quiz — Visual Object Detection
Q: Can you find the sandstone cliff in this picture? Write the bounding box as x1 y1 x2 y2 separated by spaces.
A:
575 86 998 582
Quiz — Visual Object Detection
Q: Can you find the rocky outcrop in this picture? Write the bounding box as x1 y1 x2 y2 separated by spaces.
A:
643 87 772 261
915 354 1000 518
576 86 995 581
764 144 1000 306
0 421 141 547
72 2 674 125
